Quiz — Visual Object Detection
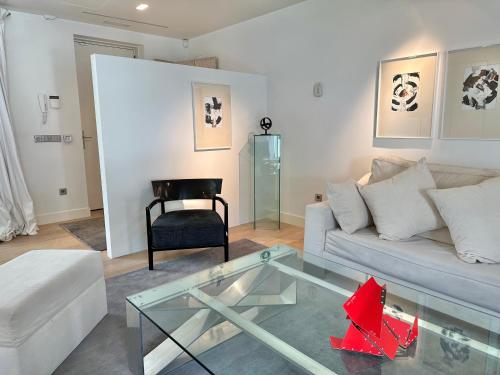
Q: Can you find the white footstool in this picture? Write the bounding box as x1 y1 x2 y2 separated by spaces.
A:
0 250 107 375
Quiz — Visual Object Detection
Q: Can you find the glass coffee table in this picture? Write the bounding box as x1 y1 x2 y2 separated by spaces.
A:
126 245 500 375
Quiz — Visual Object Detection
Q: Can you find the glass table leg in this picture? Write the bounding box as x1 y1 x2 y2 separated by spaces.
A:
127 300 145 375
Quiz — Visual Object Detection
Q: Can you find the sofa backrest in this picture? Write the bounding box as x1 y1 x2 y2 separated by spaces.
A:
369 156 500 189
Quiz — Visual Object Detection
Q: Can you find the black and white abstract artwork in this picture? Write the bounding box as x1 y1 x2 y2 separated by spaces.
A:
462 65 499 110
392 72 420 112
204 96 223 128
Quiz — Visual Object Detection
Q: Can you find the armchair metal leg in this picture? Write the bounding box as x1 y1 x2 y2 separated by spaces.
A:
146 205 154 271
224 241 229 262
148 249 154 270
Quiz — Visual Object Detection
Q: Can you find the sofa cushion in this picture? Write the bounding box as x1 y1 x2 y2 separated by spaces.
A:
324 228 500 313
428 177 500 264
369 156 500 188
326 179 372 234
0 250 103 347
417 227 454 245
359 158 444 240
369 156 413 184
152 209 225 249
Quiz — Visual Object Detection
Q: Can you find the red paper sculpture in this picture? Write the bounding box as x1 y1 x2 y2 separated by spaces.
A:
330 277 418 360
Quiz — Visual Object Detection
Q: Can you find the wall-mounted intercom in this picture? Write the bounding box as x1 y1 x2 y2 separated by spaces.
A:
38 93 48 124
49 95 61 109
38 94 61 124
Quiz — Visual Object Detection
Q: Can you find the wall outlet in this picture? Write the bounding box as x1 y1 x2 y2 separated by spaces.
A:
314 193 323 202
59 188 68 196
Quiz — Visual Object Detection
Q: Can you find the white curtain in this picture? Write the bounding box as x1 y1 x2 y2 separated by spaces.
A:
0 9 37 241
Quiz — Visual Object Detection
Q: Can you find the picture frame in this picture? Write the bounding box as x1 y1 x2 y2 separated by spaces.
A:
441 44 500 140
192 82 232 150
375 52 438 139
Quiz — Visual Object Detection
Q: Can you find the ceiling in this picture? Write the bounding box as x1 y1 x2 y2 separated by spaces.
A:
0 0 305 39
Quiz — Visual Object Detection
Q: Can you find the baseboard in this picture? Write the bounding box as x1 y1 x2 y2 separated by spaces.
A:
36 207 91 225
281 211 305 227
239 212 305 228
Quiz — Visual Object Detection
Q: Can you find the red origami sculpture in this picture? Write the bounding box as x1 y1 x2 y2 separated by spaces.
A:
330 277 418 360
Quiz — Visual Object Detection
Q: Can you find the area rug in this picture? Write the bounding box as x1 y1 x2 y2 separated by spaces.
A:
60 217 106 251
54 239 267 375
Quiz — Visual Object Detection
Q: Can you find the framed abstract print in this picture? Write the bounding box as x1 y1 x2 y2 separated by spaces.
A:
375 53 438 139
441 45 500 140
192 82 232 150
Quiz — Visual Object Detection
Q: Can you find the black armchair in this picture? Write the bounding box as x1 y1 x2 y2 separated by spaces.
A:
146 178 228 270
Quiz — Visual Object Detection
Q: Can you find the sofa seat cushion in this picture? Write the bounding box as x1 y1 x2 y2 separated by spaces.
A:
0 250 103 347
152 209 224 249
324 228 500 313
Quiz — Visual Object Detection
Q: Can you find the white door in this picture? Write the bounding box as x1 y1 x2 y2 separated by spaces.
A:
74 40 137 210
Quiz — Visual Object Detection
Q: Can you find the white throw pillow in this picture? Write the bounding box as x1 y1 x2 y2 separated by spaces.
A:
327 179 372 234
427 177 500 264
359 158 444 240
369 156 412 184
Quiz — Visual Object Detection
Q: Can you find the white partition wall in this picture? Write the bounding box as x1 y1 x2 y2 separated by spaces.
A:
91 55 267 258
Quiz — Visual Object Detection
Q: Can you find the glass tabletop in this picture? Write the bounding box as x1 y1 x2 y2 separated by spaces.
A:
126 245 500 375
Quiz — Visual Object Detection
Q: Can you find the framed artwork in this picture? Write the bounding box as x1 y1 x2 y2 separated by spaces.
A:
192 82 232 150
441 44 500 140
375 53 438 139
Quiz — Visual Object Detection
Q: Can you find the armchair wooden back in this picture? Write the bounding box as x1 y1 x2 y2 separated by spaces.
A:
151 178 222 201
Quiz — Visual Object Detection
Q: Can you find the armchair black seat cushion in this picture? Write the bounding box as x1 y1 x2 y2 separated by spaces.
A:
146 178 229 270
152 209 224 249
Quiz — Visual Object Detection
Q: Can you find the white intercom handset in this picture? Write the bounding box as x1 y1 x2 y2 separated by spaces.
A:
38 93 48 124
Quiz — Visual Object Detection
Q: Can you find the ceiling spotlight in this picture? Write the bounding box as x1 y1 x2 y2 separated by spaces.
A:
136 4 149 11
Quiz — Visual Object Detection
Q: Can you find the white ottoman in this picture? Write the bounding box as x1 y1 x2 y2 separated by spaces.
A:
0 250 107 375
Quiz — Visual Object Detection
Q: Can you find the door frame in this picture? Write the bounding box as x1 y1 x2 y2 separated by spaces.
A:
74 35 143 58
74 35 143 212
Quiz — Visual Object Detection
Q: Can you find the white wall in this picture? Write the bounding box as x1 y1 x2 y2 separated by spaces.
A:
186 0 500 224
92 55 267 258
6 11 186 224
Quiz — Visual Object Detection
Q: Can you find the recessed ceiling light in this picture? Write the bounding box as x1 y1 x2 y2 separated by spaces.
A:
136 4 149 11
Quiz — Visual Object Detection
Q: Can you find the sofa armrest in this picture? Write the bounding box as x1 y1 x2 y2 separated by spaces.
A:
304 201 337 256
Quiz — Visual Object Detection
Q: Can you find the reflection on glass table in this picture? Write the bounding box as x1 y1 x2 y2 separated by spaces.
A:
126 245 500 375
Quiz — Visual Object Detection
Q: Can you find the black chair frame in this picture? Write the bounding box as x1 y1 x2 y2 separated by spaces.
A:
146 179 228 270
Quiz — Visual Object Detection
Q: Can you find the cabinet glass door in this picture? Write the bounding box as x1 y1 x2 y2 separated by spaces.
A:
253 134 281 229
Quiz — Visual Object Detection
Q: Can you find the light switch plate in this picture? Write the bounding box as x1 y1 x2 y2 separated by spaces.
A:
34 135 61 143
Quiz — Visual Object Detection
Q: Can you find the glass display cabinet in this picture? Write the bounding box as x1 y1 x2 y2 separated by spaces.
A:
253 134 281 229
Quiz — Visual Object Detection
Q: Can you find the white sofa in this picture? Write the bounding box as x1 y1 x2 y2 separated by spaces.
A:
304 157 500 316
0 250 107 375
